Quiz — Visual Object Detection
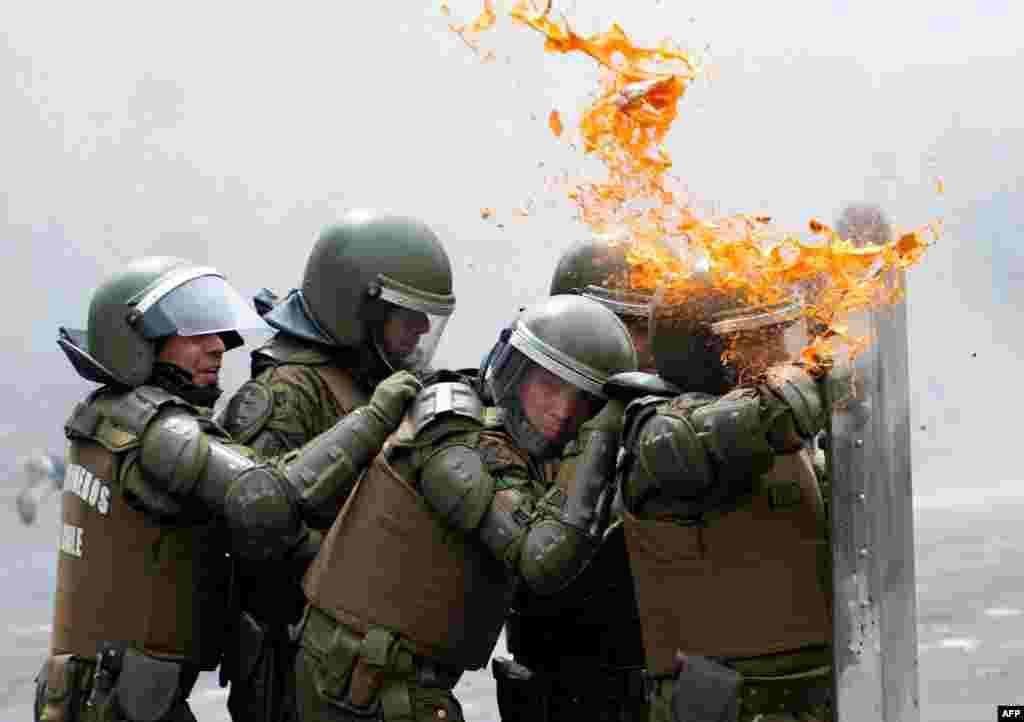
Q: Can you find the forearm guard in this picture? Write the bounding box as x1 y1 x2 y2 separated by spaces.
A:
516 427 620 596
139 406 394 560
280 406 393 522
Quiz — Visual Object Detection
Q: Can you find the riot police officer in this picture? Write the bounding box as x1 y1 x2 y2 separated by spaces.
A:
217 211 457 722
295 294 638 722
495 237 667 722
36 256 419 722
617 276 845 722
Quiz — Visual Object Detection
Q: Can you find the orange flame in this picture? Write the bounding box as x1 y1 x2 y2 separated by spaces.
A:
443 1 935 372
548 109 563 137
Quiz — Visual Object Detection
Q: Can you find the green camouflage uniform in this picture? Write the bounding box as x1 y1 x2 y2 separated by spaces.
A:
218 335 377 722
218 211 457 722
622 273 842 722
296 294 639 722
36 256 414 722
622 383 835 722
296 412 554 722
494 237 658 722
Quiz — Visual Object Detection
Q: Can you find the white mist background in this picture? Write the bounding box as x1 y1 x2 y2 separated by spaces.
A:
3 1 1022 720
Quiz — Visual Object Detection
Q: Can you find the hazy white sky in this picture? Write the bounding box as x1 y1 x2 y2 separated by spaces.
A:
2 0 1021 489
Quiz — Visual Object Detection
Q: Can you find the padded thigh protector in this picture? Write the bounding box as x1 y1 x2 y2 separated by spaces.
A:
419 444 497 534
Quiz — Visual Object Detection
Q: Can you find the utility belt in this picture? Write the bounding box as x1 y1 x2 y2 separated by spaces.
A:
35 644 199 722
299 605 462 717
648 655 832 722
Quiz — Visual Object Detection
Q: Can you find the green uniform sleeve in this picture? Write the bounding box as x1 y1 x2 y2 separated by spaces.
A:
223 365 346 458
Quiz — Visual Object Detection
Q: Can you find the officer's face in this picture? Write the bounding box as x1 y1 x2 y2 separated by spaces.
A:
157 333 226 387
517 365 601 441
379 306 431 358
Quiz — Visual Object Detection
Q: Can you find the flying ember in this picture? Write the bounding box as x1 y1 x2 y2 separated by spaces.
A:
442 0 935 372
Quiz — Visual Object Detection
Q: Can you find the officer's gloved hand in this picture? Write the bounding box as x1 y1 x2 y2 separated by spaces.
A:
365 371 422 428
564 398 626 534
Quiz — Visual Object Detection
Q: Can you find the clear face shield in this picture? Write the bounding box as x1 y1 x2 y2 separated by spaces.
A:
649 282 804 391
130 270 268 349
490 346 605 456
368 280 454 375
487 320 608 457
709 302 806 385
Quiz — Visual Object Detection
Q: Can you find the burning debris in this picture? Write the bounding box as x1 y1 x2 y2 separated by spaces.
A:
441 0 936 371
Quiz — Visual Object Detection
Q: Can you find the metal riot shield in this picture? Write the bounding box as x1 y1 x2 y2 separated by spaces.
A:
829 275 920 721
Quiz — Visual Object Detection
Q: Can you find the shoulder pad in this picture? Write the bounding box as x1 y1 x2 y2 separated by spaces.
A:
218 380 274 443
764 364 824 438
621 394 673 452
71 386 189 451
253 334 335 369
603 372 680 402
410 382 485 437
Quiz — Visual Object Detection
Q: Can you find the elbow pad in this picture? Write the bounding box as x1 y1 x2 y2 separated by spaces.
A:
418 444 497 533
519 519 597 596
139 411 304 560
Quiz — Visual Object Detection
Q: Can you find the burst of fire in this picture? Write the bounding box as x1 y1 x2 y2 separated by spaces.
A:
443 0 935 372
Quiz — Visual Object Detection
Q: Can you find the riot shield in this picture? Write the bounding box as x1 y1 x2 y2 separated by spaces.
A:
829 275 920 721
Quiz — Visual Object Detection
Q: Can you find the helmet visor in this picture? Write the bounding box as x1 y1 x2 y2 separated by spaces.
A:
580 285 651 319
135 274 268 342
492 348 604 441
371 303 450 374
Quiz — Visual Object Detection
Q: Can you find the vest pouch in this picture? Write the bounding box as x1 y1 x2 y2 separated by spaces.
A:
302 607 379 715
36 654 85 722
671 654 741 722
113 649 182 722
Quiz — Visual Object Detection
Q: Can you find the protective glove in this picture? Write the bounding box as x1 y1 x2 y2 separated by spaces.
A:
564 398 626 535
365 370 423 429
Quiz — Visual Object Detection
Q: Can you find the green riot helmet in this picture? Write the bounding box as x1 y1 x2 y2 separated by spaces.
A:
649 274 804 395
58 256 267 387
486 294 638 458
300 210 455 374
550 238 670 371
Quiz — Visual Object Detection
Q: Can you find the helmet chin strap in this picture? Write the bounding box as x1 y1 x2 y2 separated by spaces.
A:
149 362 222 408
500 395 569 461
